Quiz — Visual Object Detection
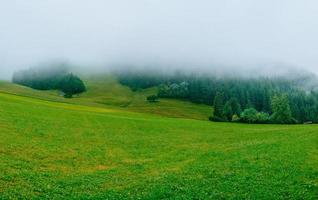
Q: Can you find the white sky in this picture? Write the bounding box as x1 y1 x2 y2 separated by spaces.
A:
1 0 318 79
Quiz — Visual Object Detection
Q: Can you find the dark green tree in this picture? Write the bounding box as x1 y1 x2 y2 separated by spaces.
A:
223 98 242 121
262 89 271 113
223 102 233 121
213 91 225 120
58 74 86 98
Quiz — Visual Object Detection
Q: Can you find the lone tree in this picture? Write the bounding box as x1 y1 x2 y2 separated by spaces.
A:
58 74 86 98
147 95 159 103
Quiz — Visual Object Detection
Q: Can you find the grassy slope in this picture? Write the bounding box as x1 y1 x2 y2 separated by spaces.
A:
0 91 317 199
0 76 211 120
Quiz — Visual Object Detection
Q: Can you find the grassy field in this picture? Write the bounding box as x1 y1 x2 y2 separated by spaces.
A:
0 77 317 199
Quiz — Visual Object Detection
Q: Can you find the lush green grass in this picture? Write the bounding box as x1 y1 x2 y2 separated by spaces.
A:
0 75 211 120
0 90 317 199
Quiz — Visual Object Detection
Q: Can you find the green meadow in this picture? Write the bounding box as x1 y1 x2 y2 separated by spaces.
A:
0 77 317 199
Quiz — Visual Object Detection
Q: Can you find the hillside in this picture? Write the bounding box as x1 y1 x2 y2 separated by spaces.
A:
0 75 211 120
0 89 317 199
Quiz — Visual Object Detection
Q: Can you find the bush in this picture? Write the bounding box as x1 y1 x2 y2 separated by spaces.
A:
256 112 270 124
209 116 227 122
63 93 73 98
231 114 240 122
240 108 258 123
269 115 297 124
240 108 270 124
147 95 159 103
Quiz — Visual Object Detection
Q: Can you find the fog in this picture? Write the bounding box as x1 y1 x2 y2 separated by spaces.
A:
1 0 318 80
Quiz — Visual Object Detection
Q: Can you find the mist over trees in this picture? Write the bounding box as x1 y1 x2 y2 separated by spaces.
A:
118 71 318 124
12 65 86 98
12 64 69 90
10 65 318 123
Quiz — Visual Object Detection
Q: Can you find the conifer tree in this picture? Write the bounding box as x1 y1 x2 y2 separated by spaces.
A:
213 91 225 119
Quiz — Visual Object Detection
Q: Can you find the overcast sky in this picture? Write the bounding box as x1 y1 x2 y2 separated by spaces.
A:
1 0 318 79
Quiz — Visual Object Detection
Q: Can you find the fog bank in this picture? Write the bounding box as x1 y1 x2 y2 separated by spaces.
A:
1 0 318 79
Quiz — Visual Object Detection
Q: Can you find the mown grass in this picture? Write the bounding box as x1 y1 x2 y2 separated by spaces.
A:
0 92 317 199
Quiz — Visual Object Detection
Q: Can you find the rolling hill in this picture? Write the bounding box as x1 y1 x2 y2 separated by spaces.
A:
0 76 317 199
0 75 211 121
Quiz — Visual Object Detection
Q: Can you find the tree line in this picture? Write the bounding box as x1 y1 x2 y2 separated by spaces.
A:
118 71 318 124
12 66 86 98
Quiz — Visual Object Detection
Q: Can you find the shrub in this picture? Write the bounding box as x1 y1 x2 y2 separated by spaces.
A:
209 116 227 122
240 108 271 124
231 114 240 122
147 95 159 103
256 112 270 124
240 108 258 123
